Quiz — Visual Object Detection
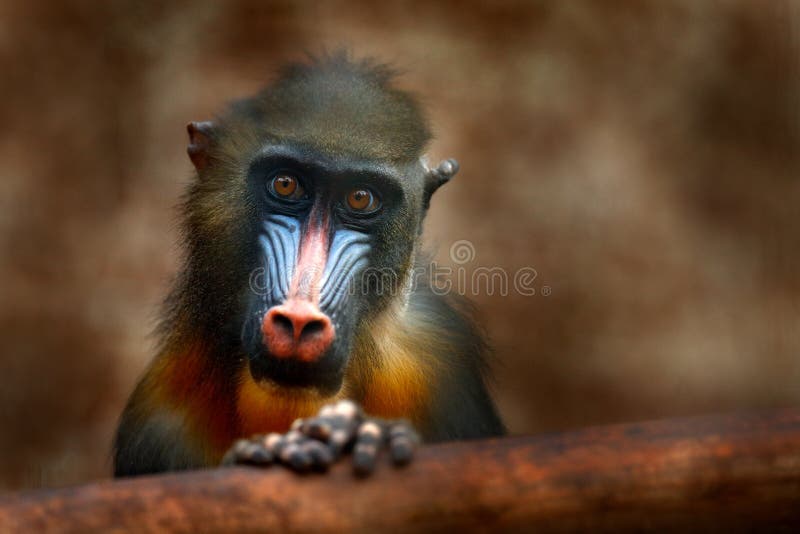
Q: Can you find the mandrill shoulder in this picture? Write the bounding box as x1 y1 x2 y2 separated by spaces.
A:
114 341 241 474
355 280 506 442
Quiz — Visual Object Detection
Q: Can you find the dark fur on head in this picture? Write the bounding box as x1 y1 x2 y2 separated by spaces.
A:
226 52 431 164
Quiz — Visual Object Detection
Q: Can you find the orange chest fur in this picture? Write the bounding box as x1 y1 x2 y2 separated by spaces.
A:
235 360 431 436
360 362 429 422
158 344 431 453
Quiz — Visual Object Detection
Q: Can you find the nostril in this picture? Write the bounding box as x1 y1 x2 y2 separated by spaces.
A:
272 313 294 337
299 319 325 341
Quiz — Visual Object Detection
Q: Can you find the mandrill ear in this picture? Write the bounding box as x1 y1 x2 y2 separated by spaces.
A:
186 121 216 172
422 157 460 209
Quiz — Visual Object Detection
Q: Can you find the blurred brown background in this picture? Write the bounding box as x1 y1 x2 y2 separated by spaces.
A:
1 0 799 490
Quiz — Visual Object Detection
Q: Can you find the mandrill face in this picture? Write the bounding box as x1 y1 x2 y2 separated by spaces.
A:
238 144 423 395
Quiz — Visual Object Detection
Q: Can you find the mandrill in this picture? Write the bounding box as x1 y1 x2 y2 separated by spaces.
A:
114 53 505 477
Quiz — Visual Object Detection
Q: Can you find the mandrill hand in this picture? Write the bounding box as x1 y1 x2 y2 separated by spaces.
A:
221 400 420 476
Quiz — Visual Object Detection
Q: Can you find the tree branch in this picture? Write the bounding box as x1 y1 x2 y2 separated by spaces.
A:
1 409 800 532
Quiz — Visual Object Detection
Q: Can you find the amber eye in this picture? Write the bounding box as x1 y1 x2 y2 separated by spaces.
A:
346 188 380 213
270 174 304 200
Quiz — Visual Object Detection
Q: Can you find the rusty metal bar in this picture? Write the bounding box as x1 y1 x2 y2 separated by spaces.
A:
1 409 800 532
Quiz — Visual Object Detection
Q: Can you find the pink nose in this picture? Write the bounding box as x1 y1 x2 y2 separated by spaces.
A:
261 299 335 363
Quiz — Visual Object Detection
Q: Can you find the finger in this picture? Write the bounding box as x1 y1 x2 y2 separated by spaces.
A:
328 426 353 458
290 418 305 431
244 441 275 465
223 438 275 466
303 440 335 471
327 412 361 457
352 421 384 477
279 439 313 473
334 399 363 420
388 421 419 466
220 438 250 466
318 403 336 418
304 417 333 441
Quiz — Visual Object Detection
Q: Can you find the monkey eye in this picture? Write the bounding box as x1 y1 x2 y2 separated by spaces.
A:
269 173 306 200
345 188 381 214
